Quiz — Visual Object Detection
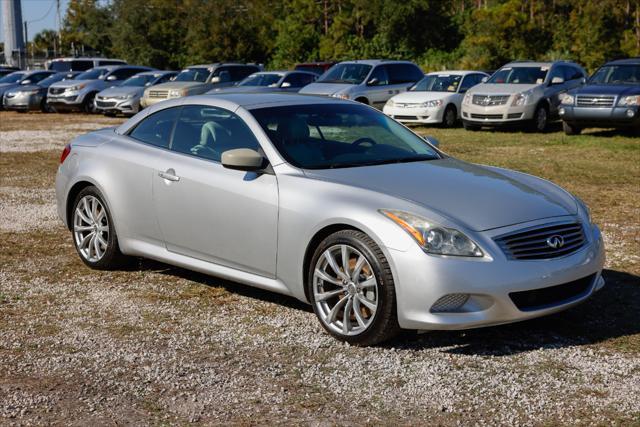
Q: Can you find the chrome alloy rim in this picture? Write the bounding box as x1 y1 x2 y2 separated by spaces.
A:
73 195 109 262
312 244 378 336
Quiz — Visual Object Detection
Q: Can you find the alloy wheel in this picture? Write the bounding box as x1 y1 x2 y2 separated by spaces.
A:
73 195 109 263
312 244 378 336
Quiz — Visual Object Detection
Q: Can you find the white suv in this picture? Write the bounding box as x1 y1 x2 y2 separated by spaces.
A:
461 61 587 132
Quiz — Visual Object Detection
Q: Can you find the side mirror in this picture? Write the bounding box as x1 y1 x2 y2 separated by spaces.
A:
221 148 265 172
551 76 564 85
106 75 117 81
210 76 221 84
367 77 379 86
580 77 586 84
281 81 291 88
423 136 440 148
20 79 31 85
481 76 488 83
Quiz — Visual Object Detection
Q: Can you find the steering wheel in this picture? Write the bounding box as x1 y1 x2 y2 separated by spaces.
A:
352 137 377 148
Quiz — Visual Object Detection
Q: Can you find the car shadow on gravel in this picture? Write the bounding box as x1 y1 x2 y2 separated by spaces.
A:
387 269 640 355
132 260 639 354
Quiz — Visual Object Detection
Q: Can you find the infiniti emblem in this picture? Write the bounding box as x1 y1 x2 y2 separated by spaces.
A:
546 235 565 249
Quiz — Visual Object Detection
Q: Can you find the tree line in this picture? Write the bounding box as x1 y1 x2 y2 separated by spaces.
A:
30 0 640 73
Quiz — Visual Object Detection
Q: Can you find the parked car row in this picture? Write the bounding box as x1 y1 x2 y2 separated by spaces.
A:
4 55 638 133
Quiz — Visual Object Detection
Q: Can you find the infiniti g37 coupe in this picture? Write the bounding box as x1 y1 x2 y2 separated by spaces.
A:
55 94 605 345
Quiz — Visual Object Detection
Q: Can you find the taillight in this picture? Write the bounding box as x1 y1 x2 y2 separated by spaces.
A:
60 144 71 164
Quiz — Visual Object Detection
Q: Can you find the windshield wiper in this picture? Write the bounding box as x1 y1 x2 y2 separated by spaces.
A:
324 155 438 169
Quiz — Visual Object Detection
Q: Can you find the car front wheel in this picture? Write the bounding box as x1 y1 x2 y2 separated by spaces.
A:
308 230 400 346
532 104 549 132
72 186 129 269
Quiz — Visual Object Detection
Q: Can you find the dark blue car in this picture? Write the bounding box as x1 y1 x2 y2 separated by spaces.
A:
558 58 640 134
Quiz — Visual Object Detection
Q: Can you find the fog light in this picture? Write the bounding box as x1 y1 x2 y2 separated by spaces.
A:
626 109 635 118
558 107 565 115
430 293 470 313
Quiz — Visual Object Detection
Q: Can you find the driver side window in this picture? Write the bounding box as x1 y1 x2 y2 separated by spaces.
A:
368 66 389 86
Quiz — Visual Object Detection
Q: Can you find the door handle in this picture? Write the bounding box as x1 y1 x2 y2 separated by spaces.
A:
158 169 180 182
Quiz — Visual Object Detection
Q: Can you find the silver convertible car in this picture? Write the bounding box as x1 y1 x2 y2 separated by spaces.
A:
55 94 605 345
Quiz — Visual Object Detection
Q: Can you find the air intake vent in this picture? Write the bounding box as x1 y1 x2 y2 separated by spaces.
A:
509 274 595 311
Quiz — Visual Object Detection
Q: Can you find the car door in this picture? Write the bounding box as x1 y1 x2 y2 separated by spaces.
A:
152 104 279 277
113 106 181 245
365 65 392 108
545 65 569 115
108 67 144 86
456 74 483 117
386 64 423 99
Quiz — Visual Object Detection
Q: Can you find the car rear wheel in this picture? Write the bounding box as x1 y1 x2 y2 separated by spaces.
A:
442 105 457 127
72 186 129 269
563 121 582 135
308 230 400 346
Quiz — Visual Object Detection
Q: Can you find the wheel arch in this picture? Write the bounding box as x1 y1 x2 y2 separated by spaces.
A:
354 96 369 105
65 178 115 232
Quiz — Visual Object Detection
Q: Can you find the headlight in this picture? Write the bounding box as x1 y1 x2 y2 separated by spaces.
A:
66 84 86 92
169 89 186 97
511 91 530 106
385 99 395 107
331 92 350 100
618 95 640 106
560 94 575 105
575 196 592 224
463 92 472 105
380 210 483 257
420 99 443 108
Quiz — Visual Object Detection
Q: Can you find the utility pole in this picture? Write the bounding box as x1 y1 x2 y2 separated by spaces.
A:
1 0 25 67
24 21 29 68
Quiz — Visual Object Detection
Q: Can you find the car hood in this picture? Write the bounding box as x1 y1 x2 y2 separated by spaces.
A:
0 83 19 94
153 81 206 90
468 83 539 95
299 82 354 96
98 86 144 97
305 158 577 232
571 84 640 96
50 79 102 89
210 86 281 94
390 91 456 103
10 84 44 93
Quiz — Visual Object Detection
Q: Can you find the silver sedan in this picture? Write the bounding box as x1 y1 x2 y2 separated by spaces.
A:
55 94 605 345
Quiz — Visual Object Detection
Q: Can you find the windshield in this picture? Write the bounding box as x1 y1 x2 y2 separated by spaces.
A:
0 72 26 84
412 74 461 92
76 68 109 80
487 66 548 84
250 103 440 169
121 74 155 87
317 63 372 84
589 65 640 85
174 68 210 82
239 73 282 87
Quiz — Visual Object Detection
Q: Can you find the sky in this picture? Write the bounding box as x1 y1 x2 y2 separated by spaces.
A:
0 0 69 42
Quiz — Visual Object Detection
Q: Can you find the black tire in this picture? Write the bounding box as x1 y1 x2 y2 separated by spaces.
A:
531 103 549 132
442 105 457 128
82 93 97 114
355 97 369 105
71 186 130 270
562 121 582 135
463 120 480 131
104 111 116 117
307 229 400 346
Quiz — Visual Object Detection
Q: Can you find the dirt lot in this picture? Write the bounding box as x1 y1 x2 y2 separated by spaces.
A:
1 111 639 425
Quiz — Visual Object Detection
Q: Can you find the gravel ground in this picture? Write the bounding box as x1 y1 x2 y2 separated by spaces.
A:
1 111 639 425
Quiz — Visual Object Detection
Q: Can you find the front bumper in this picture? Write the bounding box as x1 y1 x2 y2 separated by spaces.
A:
383 105 444 124
389 217 605 331
47 91 85 110
3 92 42 111
461 102 537 126
559 105 640 128
95 96 141 115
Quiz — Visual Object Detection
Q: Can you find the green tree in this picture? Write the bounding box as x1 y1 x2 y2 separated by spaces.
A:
62 0 113 55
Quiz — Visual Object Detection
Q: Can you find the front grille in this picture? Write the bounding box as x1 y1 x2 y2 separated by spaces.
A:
507 112 523 119
509 274 595 311
471 113 503 120
472 94 510 106
576 95 615 108
394 102 421 108
148 90 168 98
495 222 586 260
49 87 66 95
394 115 419 120
96 100 116 108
